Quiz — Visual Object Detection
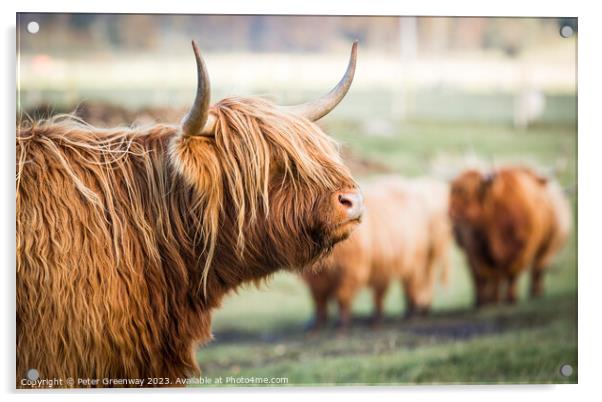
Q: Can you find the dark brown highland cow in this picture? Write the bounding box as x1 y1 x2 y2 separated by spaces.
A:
303 177 452 329
16 42 363 387
449 166 571 307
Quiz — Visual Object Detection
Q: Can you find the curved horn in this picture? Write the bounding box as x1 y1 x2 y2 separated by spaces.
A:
181 40 213 136
283 41 357 122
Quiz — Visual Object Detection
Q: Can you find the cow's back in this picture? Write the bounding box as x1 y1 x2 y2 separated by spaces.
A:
482 168 570 275
16 125 202 385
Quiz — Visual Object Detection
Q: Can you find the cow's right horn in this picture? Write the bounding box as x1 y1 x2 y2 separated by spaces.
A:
181 41 216 136
281 41 358 122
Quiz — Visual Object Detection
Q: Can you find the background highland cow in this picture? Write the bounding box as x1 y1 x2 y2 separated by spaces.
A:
449 166 571 307
17 14 577 385
303 176 452 329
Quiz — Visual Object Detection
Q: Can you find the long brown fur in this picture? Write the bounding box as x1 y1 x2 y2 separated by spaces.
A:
449 166 571 307
16 97 359 387
302 176 452 328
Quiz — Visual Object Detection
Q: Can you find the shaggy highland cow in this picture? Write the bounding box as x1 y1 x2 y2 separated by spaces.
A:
16 42 363 387
449 166 571 307
303 176 452 329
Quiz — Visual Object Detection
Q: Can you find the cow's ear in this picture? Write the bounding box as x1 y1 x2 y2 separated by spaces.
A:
483 171 496 185
170 134 222 195
478 172 496 199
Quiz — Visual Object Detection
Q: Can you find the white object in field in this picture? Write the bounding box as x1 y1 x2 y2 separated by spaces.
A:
362 118 395 137
514 89 546 130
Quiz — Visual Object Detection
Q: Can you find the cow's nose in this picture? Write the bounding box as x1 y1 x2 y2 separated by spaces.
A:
337 191 364 221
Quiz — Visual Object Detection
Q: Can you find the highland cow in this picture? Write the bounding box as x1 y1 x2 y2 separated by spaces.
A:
16 41 363 387
303 176 452 329
449 166 571 307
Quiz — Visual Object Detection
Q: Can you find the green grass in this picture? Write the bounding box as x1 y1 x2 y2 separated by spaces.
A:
197 294 576 386
329 119 576 183
195 118 577 386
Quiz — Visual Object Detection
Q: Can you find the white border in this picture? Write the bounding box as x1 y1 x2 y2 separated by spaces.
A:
3 1 600 401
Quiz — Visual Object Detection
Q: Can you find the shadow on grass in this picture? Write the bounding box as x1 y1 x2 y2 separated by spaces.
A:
209 292 576 346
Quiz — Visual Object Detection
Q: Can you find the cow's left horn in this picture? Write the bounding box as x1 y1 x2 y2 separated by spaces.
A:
181 41 215 136
282 41 357 122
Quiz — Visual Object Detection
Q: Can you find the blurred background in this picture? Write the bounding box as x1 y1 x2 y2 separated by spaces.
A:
17 14 577 385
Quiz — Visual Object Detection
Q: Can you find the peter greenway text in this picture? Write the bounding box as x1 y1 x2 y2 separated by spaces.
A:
19 376 289 387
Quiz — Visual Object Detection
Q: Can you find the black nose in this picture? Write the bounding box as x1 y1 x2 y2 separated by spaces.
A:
337 191 364 220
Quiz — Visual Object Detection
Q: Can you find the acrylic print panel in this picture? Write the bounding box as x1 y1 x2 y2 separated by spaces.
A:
16 13 577 388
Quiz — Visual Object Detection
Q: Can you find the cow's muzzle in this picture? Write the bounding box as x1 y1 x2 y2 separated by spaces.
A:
336 190 364 221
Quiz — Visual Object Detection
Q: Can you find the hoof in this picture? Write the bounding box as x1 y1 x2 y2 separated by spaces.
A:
334 319 350 332
403 310 416 321
370 315 384 328
303 318 324 333
418 306 431 317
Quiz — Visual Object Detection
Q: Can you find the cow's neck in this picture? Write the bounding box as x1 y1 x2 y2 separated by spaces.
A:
200 251 281 309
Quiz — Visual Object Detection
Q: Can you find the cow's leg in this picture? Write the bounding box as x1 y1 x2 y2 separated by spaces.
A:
305 295 329 331
487 277 502 304
304 275 332 331
485 276 502 305
530 269 545 298
530 249 553 298
417 304 431 317
371 283 388 327
475 275 501 307
334 268 364 330
336 298 352 330
402 279 419 319
505 274 519 304
474 275 489 308
469 256 493 308
414 269 436 316
407 281 434 317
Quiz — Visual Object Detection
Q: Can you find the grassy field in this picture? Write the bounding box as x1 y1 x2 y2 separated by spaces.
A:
195 118 578 386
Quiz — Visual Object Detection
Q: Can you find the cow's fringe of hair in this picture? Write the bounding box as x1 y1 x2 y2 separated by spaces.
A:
171 97 348 294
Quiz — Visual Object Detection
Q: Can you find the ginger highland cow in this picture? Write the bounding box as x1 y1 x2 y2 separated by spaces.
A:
303 176 452 329
16 42 363 387
449 166 571 307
